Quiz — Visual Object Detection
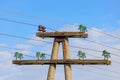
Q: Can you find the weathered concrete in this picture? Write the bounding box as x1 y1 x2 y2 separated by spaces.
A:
62 38 72 80
47 39 60 80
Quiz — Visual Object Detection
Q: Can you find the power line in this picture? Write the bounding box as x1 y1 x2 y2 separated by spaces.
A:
57 64 120 80
0 18 119 57
0 9 120 78
90 66 120 75
0 35 119 62
84 39 120 57
4 46 120 77
0 45 35 52
89 28 120 40
0 50 35 59
0 18 119 53
69 45 102 52
70 49 120 64
74 67 120 80
0 17 56 31
8 51 35 59
0 9 66 24
0 31 98 54
7 44 120 77
0 30 119 53
0 17 120 45
0 9 120 40
0 32 52 43
0 32 120 58
0 17 37 26
1 36 120 64
0 39 118 63
70 50 102 58
0 45 51 56
0 33 102 53
85 39 120 50
1 17 119 53
69 44 120 57
0 37 51 48
0 38 37 46
1 39 120 77
23 54 35 58
5 48 120 76
69 24 120 41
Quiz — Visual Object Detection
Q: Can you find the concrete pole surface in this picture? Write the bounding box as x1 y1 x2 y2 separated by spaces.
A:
62 38 72 80
47 39 60 80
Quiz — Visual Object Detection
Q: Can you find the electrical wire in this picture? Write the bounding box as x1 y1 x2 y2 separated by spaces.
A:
70 49 120 64
0 32 120 58
0 9 66 25
1 9 120 80
7 47 120 78
0 17 120 53
70 50 102 59
10 48 120 77
69 45 102 52
85 39 120 50
0 50 35 59
0 17 56 31
69 44 120 57
0 32 52 43
0 45 51 56
0 16 120 60
0 17 37 26
89 28 120 40
90 66 120 75
74 66 120 80
0 37 51 47
0 45 35 52
1 40 120 78
1 9 120 40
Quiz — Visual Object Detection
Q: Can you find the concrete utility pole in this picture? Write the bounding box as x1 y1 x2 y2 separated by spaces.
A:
47 37 72 80
62 38 72 80
36 32 88 80
47 38 60 80
13 32 111 80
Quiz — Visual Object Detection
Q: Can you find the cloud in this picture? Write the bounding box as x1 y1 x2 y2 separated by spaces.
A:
58 24 78 32
0 44 7 47
0 24 120 80
0 51 15 79
117 20 120 25
15 44 32 54
88 27 104 41
57 24 120 80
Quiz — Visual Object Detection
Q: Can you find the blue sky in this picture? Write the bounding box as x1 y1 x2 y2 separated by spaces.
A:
0 0 120 80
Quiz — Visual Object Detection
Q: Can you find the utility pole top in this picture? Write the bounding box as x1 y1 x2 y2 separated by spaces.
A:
12 29 111 80
36 32 88 38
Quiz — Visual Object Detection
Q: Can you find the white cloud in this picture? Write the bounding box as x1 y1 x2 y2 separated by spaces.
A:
58 24 78 32
88 27 103 38
0 44 7 47
15 44 32 54
0 51 15 79
117 20 120 25
0 24 120 80
57 24 120 80
16 44 31 49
